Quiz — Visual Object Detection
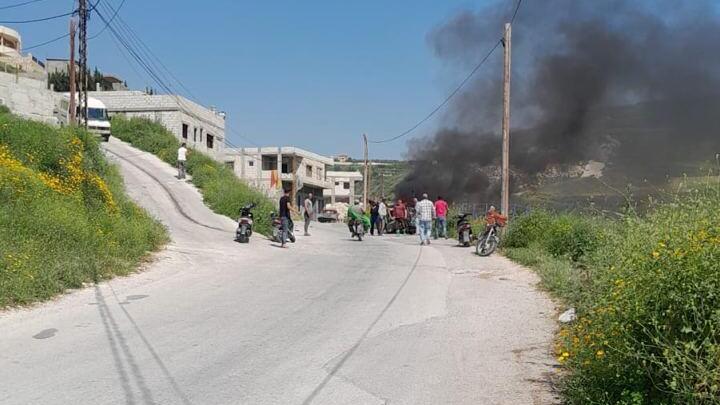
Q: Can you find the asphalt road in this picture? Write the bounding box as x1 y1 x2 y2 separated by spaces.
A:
0 138 559 404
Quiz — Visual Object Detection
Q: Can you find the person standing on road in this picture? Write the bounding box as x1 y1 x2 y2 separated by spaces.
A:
394 199 408 234
303 193 315 236
434 196 449 239
416 193 436 245
279 189 297 247
369 200 379 235
377 199 387 236
177 143 188 179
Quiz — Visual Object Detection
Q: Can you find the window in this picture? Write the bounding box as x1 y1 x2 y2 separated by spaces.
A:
262 156 277 170
317 168 323 180
281 157 291 174
306 165 313 177
193 127 197 142
343 182 350 190
199 128 203 142
182 123 188 139
335 181 340 186
206 134 214 149
248 160 254 167
225 161 234 170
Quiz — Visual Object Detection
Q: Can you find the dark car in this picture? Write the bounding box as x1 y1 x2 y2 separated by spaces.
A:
317 208 339 223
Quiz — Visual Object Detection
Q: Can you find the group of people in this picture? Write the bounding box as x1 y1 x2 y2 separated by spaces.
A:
347 194 450 246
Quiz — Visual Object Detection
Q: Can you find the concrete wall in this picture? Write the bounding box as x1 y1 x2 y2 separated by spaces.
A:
0 71 59 123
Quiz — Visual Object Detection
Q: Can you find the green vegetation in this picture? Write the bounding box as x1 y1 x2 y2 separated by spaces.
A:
0 112 167 308
110 116 274 234
503 183 720 404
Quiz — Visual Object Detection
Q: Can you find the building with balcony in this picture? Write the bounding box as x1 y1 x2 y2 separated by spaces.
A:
224 147 333 209
324 171 363 204
0 26 45 78
90 90 226 159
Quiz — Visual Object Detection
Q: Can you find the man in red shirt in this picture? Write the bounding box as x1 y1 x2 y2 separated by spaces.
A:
393 199 408 234
434 196 449 239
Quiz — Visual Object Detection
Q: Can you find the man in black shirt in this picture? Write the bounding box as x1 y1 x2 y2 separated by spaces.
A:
278 189 296 247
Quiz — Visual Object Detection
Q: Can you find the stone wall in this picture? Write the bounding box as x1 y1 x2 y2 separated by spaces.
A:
0 71 60 123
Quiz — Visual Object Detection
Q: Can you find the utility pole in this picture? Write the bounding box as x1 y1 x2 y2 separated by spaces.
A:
501 22 512 217
363 134 369 208
68 19 76 124
380 170 384 199
78 0 88 129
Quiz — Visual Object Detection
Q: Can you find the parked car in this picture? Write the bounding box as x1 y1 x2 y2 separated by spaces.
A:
317 208 339 223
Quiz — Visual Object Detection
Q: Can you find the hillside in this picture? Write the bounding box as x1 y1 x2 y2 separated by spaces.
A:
0 109 167 307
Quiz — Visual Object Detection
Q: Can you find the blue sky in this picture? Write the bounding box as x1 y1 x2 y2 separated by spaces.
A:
8 0 503 158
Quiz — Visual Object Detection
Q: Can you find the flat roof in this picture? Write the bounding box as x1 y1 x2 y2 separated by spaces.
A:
226 147 333 165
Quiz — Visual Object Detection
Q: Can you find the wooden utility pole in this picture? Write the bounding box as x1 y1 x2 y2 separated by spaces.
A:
380 170 384 199
78 0 88 129
501 23 512 217
362 134 369 209
68 19 77 124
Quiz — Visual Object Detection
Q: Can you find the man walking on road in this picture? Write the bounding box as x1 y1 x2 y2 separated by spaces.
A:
279 189 296 247
434 196 449 239
303 193 314 236
177 143 188 179
394 199 408 234
416 193 435 245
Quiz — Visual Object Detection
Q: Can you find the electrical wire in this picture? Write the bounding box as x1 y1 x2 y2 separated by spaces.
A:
0 7 76 24
369 39 502 144
368 0 524 144
0 0 46 11
22 0 102 50
88 0 126 40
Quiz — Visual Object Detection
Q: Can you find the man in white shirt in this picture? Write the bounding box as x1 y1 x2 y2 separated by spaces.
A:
415 193 436 245
377 199 388 236
177 143 188 179
303 193 315 236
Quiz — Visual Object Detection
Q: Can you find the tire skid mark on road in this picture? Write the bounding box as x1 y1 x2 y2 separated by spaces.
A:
301 247 425 405
104 148 229 233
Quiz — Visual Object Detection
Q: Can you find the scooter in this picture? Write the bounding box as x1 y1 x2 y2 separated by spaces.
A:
270 212 296 244
476 224 501 256
456 213 474 247
235 203 256 243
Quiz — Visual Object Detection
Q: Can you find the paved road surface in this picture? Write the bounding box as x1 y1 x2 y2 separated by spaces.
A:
0 138 559 404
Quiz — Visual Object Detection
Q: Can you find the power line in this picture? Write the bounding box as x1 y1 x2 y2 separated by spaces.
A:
93 3 260 149
22 0 102 50
0 0 46 11
88 0 126 40
368 0 524 144
369 39 502 144
0 7 76 24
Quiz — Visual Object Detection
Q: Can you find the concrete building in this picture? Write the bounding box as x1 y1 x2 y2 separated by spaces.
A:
324 171 363 204
0 26 45 79
45 58 77 75
225 147 333 209
90 90 226 159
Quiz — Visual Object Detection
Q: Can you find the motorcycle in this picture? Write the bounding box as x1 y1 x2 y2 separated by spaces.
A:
270 212 296 244
349 219 365 241
456 213 474 247
476 224 501 256
235 203 256 243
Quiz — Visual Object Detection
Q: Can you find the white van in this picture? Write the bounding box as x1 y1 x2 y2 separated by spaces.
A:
57 95 112 142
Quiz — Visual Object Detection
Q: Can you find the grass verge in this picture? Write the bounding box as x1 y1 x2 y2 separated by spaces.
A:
110 116 274 234
503 184 720 404
0 112 167 308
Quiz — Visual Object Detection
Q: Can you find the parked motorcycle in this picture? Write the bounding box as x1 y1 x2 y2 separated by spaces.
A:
456 213 474 247
235 203 256 243
476 224 501 256
270 212 296 244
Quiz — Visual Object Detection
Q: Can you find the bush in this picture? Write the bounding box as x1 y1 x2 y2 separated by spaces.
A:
0 105 10 115
0 114 167 307
505 185 720 404
111 116 274 234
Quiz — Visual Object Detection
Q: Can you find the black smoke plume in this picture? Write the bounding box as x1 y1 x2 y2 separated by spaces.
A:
396 0 720 203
